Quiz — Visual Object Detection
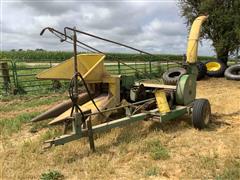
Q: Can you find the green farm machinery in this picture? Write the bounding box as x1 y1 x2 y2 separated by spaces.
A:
31 16 211 151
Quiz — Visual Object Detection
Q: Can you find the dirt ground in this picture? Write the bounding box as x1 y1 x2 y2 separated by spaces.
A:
0 78 240 179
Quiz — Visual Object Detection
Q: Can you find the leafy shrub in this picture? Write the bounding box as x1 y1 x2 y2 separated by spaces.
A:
40 170 64 180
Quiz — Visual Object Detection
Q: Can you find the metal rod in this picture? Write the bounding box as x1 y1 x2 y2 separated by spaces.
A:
73 27 79 114
85 97 156 117
87 117 95 152
63 27 153 56
40 27 103 53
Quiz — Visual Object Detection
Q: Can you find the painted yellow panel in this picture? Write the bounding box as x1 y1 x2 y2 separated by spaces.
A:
155 90 170 114
37 53 107 81
103 75 121 104
186 16 208 63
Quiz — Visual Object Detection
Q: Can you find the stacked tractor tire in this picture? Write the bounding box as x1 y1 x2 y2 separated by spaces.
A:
224 64 240 80
204 60 240 80
162 59 240 85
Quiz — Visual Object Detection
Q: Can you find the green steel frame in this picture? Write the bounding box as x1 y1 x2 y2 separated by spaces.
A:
44 105 191 151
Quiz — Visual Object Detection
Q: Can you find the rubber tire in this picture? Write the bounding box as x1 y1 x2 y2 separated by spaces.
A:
162 67 187 85
205 60 227 77
192 99 211 130
196 62 207 80
224 64 240 81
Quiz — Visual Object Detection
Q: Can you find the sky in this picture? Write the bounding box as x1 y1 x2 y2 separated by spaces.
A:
1 0 215 55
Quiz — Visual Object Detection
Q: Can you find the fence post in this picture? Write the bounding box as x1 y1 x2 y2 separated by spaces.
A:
149 60 152 74
157 61 162 77
0 62 11 93
135 59 137 76
50 59 52 67
144 60 147 74
117 60 121 74
13 61 19 92
8 60 16 87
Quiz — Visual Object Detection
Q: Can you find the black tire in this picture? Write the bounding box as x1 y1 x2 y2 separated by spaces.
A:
162 67 187 85
196 62 207 80
192 99 211 130
224 64 240 81
205 60 227 77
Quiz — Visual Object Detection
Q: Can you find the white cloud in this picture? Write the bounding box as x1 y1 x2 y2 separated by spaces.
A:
143 18 186 36
34 15 60 28
1 1 214 55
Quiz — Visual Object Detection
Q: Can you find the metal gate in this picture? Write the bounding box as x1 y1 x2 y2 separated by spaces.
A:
0 58 180 95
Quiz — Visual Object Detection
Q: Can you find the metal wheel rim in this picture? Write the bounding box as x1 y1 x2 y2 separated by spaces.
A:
206 62 221 71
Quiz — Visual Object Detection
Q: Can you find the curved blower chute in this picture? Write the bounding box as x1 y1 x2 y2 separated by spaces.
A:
175 15 208 105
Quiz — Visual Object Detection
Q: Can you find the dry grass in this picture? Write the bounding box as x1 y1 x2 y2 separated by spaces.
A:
1 78 240 179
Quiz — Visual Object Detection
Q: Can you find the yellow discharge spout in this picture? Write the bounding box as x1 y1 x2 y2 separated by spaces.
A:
186 16 208 64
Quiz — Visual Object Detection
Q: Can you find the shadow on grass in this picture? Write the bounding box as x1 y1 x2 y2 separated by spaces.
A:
206 114 232 131
148 115 192 133
147 112 234 133
95 123 147 153
74 116 193 156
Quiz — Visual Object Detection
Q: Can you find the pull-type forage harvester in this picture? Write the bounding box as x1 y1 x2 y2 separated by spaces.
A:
31 16 211 151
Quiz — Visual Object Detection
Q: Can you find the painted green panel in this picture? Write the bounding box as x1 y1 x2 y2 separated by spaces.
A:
176 74 196 105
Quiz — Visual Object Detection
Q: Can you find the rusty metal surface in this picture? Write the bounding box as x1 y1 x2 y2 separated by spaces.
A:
31 92 92 122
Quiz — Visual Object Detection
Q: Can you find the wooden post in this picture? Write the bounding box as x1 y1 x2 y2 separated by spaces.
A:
0 62 11 91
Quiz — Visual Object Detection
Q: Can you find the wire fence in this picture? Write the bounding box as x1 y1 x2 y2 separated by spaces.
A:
0 58 181 96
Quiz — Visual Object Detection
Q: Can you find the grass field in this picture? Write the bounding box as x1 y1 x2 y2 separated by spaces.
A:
0 78 239 179
1 51 215 62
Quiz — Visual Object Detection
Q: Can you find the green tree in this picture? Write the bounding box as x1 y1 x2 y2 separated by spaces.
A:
178 0 240 64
